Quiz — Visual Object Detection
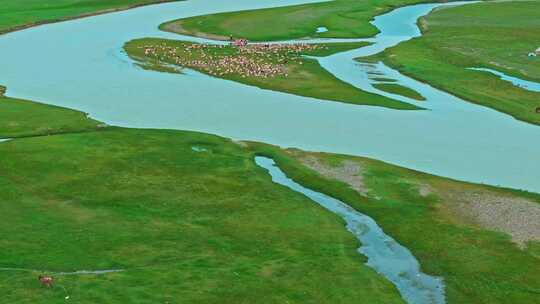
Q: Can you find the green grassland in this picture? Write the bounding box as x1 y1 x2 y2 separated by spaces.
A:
1 96 539 303
0 0 179 34
124 38 419 109
0 90 101 139
372 83 426 101
161 0 427 41
0 129 404 304
0 96 404 303
369 1 540 125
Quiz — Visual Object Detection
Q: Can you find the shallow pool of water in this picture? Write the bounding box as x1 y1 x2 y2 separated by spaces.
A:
191 146 208 152
316 26 328 33
0 0 539 193
255 156 445 304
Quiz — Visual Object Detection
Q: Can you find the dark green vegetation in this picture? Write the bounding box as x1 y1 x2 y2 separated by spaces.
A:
370 77 397 82
161 0 428 41
2 94 539 303
370 1 540 125
0 0 179 34
125 38 419 109
372 83 425 101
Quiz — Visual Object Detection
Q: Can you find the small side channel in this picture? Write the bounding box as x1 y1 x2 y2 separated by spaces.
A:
469 67 540 93
255 156 444 304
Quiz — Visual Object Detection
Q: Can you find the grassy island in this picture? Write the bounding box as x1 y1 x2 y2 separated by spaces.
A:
160 0 426 41
124 38 419 109
372 83 426 101
167 0 540 125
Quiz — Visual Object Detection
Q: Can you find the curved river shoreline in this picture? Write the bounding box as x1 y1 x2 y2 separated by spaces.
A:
0 0 539 193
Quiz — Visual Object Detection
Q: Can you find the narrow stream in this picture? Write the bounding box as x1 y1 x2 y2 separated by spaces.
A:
468 67 540 93
255 156 444 304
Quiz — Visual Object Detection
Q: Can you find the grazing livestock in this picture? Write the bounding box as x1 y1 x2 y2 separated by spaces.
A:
529 47 540 57
138 42 324 79
231 39 248 47
38 275 54 288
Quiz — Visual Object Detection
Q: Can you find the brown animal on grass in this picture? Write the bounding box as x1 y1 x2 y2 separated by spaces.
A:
38 275 54 288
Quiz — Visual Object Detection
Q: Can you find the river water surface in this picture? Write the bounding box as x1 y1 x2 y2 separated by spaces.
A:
0 0 539 193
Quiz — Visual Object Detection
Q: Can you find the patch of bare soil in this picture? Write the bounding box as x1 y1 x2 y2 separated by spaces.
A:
233 140 248 147
443 189 540 248
417 184 433 197
419 17 429 32
299 155 367 196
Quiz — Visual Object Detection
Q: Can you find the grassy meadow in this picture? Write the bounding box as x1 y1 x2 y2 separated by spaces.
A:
0 93 101 139
0 129 407 304
125 38 419 109
369 1 540 125
0 0 180 34
161 0 428 41
0 97 407 303
1 96 539 303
